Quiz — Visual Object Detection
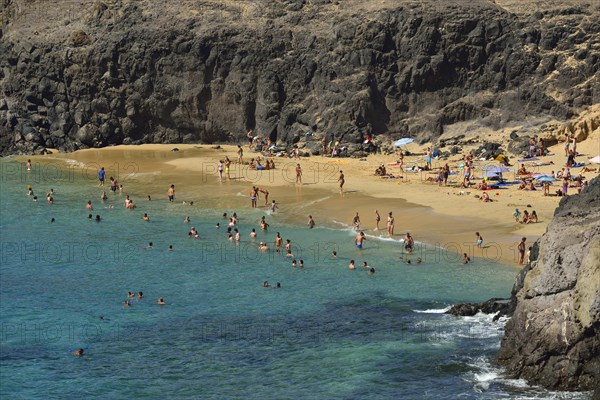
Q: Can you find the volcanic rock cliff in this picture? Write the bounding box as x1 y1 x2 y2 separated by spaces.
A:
497 175 600 395
0 0 599 155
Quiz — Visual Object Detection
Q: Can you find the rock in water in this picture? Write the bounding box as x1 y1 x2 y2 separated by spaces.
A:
497 176 600 393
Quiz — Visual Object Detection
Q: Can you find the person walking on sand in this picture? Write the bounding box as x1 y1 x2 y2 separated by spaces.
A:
426 147 432 170
338 171 345 193
167 184 175 203
296 163 302 185
247 129 254 149
217 160 224 181
250 186 258 208
225 157 231 180
237 145 244 164
387 212 395 236
517 237 526 265
476 232 483 248
307 215 315 229
375 210 381 231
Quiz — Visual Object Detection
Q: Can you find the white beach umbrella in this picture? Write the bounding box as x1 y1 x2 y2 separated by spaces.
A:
589 155 600 164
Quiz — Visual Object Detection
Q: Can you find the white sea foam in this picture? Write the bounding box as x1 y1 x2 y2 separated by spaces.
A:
413 307 451 314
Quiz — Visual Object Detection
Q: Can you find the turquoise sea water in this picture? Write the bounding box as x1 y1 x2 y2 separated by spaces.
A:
0 158 590 399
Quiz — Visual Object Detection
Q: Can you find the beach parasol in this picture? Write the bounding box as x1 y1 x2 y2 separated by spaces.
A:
394 138 415 147
535 175 555 182
589 155 600 164
482 171 500 178
481 165 511 173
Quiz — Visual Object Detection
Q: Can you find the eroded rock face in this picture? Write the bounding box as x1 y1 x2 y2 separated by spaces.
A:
0 0 598 154
497 176 600 393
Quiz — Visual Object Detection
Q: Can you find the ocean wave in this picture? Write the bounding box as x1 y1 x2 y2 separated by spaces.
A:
464 355 594 399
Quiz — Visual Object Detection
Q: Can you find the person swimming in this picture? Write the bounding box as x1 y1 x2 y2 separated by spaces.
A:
349 260 355 269
157 297 165 305
73 348 84 356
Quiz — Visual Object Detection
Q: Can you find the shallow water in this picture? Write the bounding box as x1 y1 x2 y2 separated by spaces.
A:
0 159 591 399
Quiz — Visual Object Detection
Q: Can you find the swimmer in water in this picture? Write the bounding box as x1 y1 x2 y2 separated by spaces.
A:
263 281 270 288
73 348 84 356
292 260 297 267
143 213 149 222
368 267 375 275
250 228 257 238
463 253 471 264
299 259 304 268
157 297 165 305
49 218 55 223
349 260 355 269
168 245 173 252
95 215 101 222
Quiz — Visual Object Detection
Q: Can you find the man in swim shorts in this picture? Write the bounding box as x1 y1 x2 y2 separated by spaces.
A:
167 184 175 203
355 232 365 249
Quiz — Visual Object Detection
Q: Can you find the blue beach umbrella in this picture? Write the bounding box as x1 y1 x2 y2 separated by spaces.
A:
394 138 415 147
535 175 555 182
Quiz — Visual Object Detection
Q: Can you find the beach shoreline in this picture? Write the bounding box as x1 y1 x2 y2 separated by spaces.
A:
9 128 599 267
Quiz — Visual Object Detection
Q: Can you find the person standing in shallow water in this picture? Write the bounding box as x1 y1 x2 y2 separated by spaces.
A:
98 167 105 187
167 185 175 203
387 212 395 236
355 231 365 250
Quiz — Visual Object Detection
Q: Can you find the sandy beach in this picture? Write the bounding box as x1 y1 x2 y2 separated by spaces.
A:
14 126 599 267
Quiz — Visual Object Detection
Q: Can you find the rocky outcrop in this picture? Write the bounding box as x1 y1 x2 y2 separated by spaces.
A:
0 0 599 154
446 298 512 320
497 175 600 394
